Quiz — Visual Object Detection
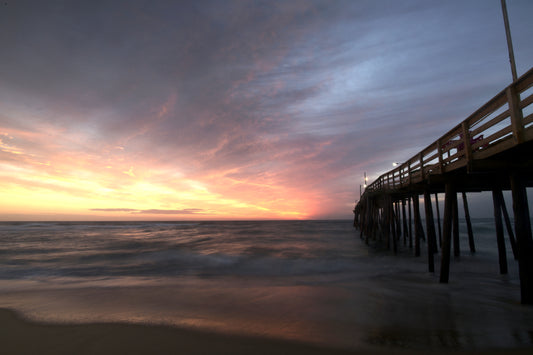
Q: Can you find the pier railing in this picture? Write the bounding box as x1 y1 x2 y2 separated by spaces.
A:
364 66 533 194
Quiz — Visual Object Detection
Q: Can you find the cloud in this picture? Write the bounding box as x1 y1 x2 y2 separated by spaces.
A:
90 208 205 215
136 209 205 215
90 208 138 212
1 1 533 220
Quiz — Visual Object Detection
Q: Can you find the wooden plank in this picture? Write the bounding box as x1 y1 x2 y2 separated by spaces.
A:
519 92 533 110
462 122 473 172
437 139 444 174
464 91 508 128
515 66 533 93
470 109 510 137
482 126 513 146
523 113 533 126
472 136 516 160
508 86 525 144
443 159 467 173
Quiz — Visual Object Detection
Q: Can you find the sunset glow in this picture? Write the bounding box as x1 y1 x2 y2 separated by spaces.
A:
0 126 313 220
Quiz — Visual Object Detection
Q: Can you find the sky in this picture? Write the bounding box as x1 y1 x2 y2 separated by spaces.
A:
1 0 532 221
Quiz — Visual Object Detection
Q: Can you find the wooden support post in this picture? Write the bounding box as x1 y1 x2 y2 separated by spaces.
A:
395 201 401 239
408 197 413 249
424 190 436 272
435 193 442 248
493 189 508 275
413 194 421 257
359 199 365 240
440 182 455 283
417 206 426 242
497 189 519 260
375 204 381 241
507 86 524 145
510 174 533 304
361 202 370 245
391 198 398 254
462 122 473 172
384 198 391 250
402 199 408 246
462 192 476 254
452 191 460 258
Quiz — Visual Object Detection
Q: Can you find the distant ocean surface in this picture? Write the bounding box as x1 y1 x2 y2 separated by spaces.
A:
1 220 533 352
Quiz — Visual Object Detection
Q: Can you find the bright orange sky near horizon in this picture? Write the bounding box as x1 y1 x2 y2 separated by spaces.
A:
1 1 533 221
0 127 316 221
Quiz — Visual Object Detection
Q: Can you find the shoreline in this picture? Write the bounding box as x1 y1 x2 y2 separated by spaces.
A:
1 308 533 355
0 308 363 355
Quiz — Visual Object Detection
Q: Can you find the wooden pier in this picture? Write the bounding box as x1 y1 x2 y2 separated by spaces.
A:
353 66 533 304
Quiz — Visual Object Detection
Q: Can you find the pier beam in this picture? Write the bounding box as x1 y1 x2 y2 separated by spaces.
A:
510 175 533 304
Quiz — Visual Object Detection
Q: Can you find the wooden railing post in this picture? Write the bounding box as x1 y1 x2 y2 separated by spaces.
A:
408 161 412 185
507 85 524 144
437 138 444 174
462 121 473 172
419 153 425 180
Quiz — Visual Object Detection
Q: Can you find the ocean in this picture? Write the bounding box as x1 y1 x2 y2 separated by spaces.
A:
1 219 532 352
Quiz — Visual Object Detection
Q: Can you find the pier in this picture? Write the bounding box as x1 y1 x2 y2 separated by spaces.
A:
353 66 533 304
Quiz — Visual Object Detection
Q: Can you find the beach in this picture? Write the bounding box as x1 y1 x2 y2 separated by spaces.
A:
1 220 533 353
2 308 533 355
1 308 359 355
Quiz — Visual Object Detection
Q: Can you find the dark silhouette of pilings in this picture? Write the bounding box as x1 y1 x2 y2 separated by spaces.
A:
510 174 533 304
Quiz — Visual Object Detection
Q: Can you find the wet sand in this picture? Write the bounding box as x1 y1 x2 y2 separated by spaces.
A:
2 308 533 355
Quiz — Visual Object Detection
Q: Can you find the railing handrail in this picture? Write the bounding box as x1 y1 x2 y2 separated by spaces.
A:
361 66 533 196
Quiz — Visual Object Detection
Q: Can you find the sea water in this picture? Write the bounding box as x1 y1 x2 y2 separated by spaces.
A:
1 220 532 351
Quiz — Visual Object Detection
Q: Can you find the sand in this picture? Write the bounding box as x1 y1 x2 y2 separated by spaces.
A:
1 308 532 355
